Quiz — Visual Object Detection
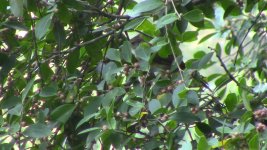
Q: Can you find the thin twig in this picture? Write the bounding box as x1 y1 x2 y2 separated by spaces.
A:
129 29 154 39
164 0 185 88
170 0 181 19
210 47 253 93
30 17 44 86
55 30 115 55
99 38 112 81
71 5 130 20
185 124 194 141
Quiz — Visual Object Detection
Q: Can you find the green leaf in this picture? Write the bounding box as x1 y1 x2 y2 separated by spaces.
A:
171 109 200 123
224 93 237 111
183 9 204 22
8 104 22 116
136 19 157 36
249 134 259 150
39 83 58 97
253 83 267 93
9 0 23 17
50 104 76 123
124 17 145 31
197 52 213 68
128 0 164 17
199 32 216 44
129 102 144 116
216 43 222 57
40 63 53 81
23 123 52 138
143 139 162 150
172 85 187 107
35 13 54 40
76 112 100 129
78 127 101 135
0 96 21 109
3 21 29 31
53 21 66 50
0 52 9 66
21 79 35 103
83 96 102 116
66 48 80 73
106 48 121 62
156 13 179 29
120 41 132 63
187 90 199 105
0 143 13 149
182 31 198 42
102 62 122 83
197 136 211 150
176 18 188 33
224 39 233 55
241 91 252 111
148 99 161 114
180 141 192 150
167 29 182 56
132 45 151 61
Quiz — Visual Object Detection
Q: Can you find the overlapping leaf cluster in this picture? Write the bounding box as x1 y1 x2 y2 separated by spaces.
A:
0 0 267 149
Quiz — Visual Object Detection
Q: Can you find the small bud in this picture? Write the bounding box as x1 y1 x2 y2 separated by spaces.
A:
161 88 167 93
133 62 140 69
191 107 199 114
116 112 121 117
167 85 173 92
256 122 266 132
102 125 108 131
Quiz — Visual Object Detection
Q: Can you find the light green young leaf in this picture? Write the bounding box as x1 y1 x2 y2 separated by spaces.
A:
197 136 211 150
249 134 259 150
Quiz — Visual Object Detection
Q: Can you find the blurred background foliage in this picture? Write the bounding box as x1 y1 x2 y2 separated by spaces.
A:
0 0 267 149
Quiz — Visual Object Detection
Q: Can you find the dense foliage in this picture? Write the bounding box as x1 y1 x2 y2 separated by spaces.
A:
1 0 267 149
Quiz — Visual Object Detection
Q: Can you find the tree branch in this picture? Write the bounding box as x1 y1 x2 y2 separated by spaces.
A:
210 47 254 93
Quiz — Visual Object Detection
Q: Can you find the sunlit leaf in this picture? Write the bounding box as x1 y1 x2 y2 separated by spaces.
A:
35 13 54 39
23 123 52 138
